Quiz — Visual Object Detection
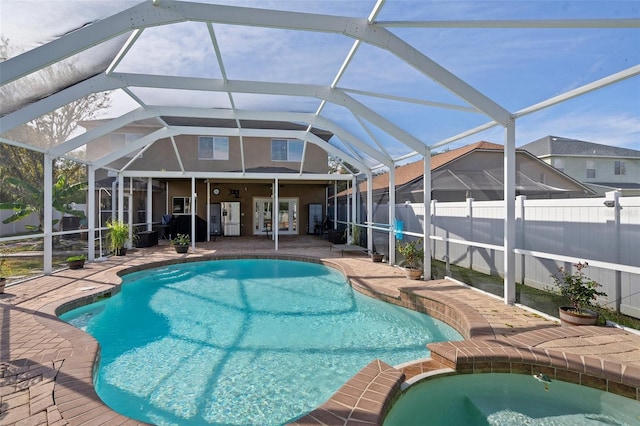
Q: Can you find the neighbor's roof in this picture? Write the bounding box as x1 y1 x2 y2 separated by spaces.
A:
340 140 593 195
521 136 640 158
362 141 505 192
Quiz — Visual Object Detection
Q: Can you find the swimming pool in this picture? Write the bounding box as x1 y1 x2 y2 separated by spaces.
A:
383 373 640 425
60 258 462 425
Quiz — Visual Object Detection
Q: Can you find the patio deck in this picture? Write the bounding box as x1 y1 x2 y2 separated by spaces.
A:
1 235 639 425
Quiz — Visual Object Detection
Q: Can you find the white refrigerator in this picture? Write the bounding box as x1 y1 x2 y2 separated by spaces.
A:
221 201 241 236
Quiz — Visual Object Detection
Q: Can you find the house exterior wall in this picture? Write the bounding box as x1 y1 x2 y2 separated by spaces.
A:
85 123 328 174
547 155 640 188
82 121 330 237
165 180 326 236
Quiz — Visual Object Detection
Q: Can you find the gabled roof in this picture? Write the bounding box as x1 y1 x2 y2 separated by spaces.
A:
364 141 505 192
340 140 592 196
521 136 640 158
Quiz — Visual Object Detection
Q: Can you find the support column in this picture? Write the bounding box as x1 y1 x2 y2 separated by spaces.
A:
191 177 196 251
503 118 516 305
87 166 96 261
466 197 474 270
388 166 396 265
117 173 124 223
366 171 373 254
333 181 338 229
43 154 53 274
351 176 357 244
346 180 351 243
147 177 153 231
206 180 211 241
423 153 431 280
274 178 279 251
127 177 133 248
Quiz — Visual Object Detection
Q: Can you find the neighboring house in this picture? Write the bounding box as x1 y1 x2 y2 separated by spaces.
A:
337 141 594 205
82 118 332 237
520 136 640 196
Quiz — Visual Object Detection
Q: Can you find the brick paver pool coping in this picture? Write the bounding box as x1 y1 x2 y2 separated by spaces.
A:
2 239 639 425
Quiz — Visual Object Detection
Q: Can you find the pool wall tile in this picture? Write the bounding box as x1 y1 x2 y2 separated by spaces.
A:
491 361 511 373
555 369 580 384
581 374 608 391
510 362 533 375
607 381 637 400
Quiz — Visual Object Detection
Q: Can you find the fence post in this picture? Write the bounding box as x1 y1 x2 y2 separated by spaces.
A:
605 191 622 312
466 198 474 270
431 199 437 262
516 195 527 285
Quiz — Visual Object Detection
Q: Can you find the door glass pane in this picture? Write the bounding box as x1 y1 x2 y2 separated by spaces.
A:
278 201 289 231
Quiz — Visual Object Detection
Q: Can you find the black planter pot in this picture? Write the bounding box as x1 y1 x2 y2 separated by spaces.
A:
115 247 127 256
174 245 189 254
67 260 85 269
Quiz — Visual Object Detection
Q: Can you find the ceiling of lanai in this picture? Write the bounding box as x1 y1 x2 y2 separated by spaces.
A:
1 0 639 178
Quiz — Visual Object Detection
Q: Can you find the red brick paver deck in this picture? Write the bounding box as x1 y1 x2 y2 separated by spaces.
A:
2 236 639 425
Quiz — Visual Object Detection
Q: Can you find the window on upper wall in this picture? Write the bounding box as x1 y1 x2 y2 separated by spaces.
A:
110 133 144 158
614 160 626 175
586 160 596 178
553 158 565 171
271 139 303 162
198 136 229 160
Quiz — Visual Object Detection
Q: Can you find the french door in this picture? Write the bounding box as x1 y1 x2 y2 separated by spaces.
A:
254 198 298 235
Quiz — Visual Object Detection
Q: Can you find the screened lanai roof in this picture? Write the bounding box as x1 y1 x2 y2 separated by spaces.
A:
1 0 639 176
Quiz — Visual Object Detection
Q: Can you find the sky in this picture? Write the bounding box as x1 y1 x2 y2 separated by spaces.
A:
1 0 639 166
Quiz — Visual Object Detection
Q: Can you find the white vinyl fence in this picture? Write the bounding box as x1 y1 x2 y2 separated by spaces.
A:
362 193 640 318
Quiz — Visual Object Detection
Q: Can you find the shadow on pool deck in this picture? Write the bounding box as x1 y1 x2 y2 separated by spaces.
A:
1 235 639 425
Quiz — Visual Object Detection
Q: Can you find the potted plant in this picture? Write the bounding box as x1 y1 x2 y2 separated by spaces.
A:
552 262 606 326
107 219 131 256
171 233 190 254
66 255 86 270
371 251 384 263
397 238 424 280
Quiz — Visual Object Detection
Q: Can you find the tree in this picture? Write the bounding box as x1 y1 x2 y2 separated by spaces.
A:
0 37 112 232
0 176 87 232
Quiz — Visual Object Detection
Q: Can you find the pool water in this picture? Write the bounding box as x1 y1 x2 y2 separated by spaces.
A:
60 259 461 425
383 373 640 425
